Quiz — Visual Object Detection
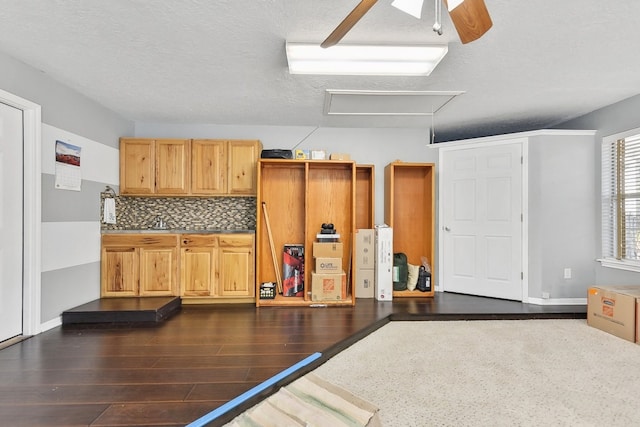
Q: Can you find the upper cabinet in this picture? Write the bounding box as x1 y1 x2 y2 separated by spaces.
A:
155 139 190 194
119 139 155 195
191 139 227 195
228 140 261 195
120 138 262 196
120 138 190 196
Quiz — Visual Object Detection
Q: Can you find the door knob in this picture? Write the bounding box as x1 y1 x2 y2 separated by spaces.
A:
444 226 451 231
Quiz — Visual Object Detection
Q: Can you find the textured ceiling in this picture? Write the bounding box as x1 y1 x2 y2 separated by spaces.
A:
0 0 639 141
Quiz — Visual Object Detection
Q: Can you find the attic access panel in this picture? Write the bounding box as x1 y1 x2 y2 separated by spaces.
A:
324 90 464 116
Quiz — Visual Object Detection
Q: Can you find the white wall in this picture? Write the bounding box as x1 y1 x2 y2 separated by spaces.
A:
555 94 640 286
1 50 133 326
527 133 597 300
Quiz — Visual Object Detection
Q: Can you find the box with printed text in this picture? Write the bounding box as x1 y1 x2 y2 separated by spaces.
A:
587 286 640 342
355 229 375 270
315 257 342 273
311 272 347 301
374 225 393 301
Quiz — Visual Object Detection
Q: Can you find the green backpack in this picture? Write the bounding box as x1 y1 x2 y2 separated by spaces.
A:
393 253 408 291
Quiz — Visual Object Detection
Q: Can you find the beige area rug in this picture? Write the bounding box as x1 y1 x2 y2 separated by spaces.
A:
312 319 640 427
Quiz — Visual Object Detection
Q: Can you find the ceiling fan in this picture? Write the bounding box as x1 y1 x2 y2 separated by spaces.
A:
320 0 493 48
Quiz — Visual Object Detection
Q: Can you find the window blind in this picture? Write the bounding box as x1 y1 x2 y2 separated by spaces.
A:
602 133 640 262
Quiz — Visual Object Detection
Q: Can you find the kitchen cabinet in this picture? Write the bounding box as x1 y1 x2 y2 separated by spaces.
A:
120 138 262 196
102 232 255 301
180 234 219 297
228 140 261 195
218 234 255 297
191 139 262 195
180 233 255 301
119 138 190 195
384 162 435 297
256 159 356 307
101 234 179 297
101 246 138 296
191 139 227 195
155 139 191 194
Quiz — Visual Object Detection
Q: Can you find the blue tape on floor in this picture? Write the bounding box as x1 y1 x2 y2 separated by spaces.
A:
186 352 322 427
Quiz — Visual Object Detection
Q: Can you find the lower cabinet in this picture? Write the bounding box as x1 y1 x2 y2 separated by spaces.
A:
180 235 218 297
101 234 179 297
180 233 255 301
218 234 255 298
102 233 255 301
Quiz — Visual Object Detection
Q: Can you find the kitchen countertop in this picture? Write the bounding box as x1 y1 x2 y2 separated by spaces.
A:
101 229 255 234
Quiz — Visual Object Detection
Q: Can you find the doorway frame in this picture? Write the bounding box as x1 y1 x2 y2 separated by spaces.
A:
0 88 42 335
437 136 530 303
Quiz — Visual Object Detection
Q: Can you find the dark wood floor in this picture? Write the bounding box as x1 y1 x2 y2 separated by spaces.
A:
0 293 586 427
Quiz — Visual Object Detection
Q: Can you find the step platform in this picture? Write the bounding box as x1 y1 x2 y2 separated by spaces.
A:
61 296 181 325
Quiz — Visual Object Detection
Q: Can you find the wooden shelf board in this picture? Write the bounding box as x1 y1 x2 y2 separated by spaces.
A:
392 290 434 298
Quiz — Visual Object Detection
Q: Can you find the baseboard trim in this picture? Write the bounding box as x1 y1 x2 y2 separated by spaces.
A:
40 316 62 332
527 297 587 306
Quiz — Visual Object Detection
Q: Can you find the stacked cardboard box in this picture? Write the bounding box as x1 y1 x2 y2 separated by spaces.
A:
587 285 640 343
374 225 393 301
311 242 346 301
354 229 375 298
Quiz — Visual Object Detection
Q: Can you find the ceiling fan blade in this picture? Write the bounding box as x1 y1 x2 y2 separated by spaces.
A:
321 0 378 48
445 0 493 44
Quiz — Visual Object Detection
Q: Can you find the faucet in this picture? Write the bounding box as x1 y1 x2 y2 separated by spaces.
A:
153 215 167 229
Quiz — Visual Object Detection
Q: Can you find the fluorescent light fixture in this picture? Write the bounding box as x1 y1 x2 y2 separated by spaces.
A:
391 0 424 19
286 42 448 76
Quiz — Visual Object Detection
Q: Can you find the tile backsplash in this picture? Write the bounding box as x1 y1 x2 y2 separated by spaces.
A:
101 195 256 231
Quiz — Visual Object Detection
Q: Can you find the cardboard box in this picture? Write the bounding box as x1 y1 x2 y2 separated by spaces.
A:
355 229 375 269
330 153 351 160
374 225 393 301
587 286 640 342
355 267 375 298
311 272 346 301
294 149 310 159
313 242 343 258
315 257 342 273
311 150 326 160
282 244 304 297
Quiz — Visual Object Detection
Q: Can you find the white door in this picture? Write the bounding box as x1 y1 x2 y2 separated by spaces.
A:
441 142 523 301
0 101 23 342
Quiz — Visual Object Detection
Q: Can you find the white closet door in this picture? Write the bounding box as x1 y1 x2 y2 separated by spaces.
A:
441 142 523 301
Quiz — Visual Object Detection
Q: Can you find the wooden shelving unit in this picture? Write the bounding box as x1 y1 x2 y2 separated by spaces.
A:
384 161 436 297
256 159 356 307
356 164 375 229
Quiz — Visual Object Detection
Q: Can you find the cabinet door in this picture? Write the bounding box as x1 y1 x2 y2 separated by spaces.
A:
101 247 139 296
218 234 255 297
181 246 218 296
139 247 178 296
191 139 227 194
120 139 155 195
155 139 190 195
228 140 260 195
